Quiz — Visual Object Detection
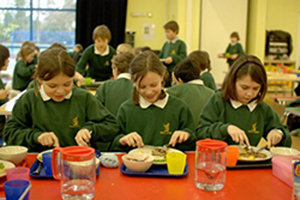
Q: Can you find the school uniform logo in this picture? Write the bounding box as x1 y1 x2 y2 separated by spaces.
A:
248 122 259 134
160 123 172 135
171 50 176 55
104 61 110 66
233 49 237 53
69 116 80 128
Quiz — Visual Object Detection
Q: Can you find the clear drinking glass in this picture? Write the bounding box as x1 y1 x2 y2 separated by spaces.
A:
195 139 227 191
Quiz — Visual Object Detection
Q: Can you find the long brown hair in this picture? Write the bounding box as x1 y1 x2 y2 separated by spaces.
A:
188 50 211 71
130 51 166 104
0 45 9 69
221 54 267 104
34 48 75 95
20 45 35 62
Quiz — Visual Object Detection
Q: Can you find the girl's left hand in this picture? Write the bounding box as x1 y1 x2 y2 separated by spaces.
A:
168 131 190 147
267 130 283 148
75 129 91 146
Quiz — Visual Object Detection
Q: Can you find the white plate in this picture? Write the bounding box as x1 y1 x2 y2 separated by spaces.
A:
237 146 272 162
129 145 184 165
0 160 15 178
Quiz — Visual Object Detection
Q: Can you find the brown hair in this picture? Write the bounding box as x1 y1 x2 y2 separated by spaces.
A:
17 41 36 60
34 48 75 95
20 45 35 62
93 25 111 42
116 43 134 55
221 54 267 104
188 50 211 71
163 21 179 34
48 43 67 51
75 44 83 51
0 45 10 69
230 32 240 41
130 51 166 104
111 52 135 74
174 58 200 82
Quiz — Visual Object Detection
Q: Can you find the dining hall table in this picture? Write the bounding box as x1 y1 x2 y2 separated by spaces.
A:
0 152 292 200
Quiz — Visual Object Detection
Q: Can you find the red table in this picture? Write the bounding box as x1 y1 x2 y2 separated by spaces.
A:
0 152 292 200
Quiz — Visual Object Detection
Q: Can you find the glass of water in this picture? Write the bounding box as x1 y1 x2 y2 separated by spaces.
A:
195 139 227 191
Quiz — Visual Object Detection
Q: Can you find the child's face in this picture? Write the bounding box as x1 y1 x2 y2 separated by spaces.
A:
235 75 261 104
95 37 109 53
41 72 74 102
137 71 164 103
231 37 238 43
25 52 35 63
1 58 9 71
165 29 177 41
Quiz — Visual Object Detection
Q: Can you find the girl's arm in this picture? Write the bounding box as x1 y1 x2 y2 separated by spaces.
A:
15 60 35 77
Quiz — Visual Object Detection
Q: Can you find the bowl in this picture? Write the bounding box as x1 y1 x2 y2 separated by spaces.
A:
270 147 300 156
0 146 28 165
122 153 154 172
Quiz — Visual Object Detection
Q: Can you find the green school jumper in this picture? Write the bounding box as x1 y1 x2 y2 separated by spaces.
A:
3 87 119 152
196 91 292 147
110 95 196 152
167 81 214 126
95 75 133 116
158 39 187 72
12 59 35 91
200 71 217 91
225 42 245 66
76 44 116 81
0 78 8 137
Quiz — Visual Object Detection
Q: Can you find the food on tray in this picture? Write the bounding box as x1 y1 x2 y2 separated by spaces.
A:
0 162 7 173
126 153 150 162
152 147 167 157
239 147 267 160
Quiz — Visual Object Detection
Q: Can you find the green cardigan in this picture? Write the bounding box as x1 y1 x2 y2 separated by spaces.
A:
12 59 35 91
225 43 245 66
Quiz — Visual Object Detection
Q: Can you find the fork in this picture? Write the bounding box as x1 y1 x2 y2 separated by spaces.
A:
162 143 170 151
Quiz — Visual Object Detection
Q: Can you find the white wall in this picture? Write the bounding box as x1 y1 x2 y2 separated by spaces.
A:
200 0 248 84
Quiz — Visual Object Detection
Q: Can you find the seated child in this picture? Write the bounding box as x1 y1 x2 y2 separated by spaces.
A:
69 43 83 64
158 21 187 87
110 51 196 152
167 58 214 125
116 43 135 55
196 55 291 148
95 52 134 116
12 45 36 91
188 50 217 91
4 48 119 152
76 25 116 81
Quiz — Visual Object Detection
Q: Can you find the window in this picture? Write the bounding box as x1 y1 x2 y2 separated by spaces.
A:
0 0 76 76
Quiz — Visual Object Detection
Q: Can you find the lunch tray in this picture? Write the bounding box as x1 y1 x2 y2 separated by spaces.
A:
227 159 272 169
30 152 101 179
120 163 188 177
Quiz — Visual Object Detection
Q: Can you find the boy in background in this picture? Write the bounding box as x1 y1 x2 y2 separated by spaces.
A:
76 25 116 81
158 21 187 87
167 58 214 125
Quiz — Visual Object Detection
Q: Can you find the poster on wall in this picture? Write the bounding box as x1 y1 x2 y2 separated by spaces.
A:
142 23 155 41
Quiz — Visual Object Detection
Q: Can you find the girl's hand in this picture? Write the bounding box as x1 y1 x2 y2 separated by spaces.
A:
0 89 8 100
230 54 238 60
75 129 91 146
267 130 283 148
168 131 190 147
74 72 86 87
227 125 250 146
38 132 60 147
218 53 225 58
164 57 173 64
119 132 144 148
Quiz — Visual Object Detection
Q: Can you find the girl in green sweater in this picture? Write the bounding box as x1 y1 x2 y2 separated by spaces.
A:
111 51 196 152
196 55 291 148
4 48 119 152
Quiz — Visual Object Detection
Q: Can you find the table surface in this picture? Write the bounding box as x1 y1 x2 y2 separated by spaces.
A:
0 152 292 200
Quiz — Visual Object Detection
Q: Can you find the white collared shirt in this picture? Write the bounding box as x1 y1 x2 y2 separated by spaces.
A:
230 42 237 46
117 73 131 80
200 68 208 76
94 45 109 56
230 99 257 112
139 93 169 109
169 37 179 44
39 84 72 102
187 79 204 85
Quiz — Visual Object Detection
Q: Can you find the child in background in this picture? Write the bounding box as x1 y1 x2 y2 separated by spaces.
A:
167 58 214 125
76 25 116 81
12 45 36 91
218 32 245 67
116 43 135 55
158 21 187 87
4 48 119 152
16 41 38 64
69 44 83 64
110 51 196 152
196 55 291 148
189 50 217 91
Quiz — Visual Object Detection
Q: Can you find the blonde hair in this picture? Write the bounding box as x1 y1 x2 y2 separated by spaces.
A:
116 43 134 55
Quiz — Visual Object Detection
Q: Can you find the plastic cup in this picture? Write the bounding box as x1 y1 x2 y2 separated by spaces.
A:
166 152 187 175
6 167 29 181
84 77 92 85
226 146 240 167
4 179 30 200
42 152 53 175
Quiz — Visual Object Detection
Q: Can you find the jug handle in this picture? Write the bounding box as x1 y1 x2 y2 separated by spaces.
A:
52 147 62 180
